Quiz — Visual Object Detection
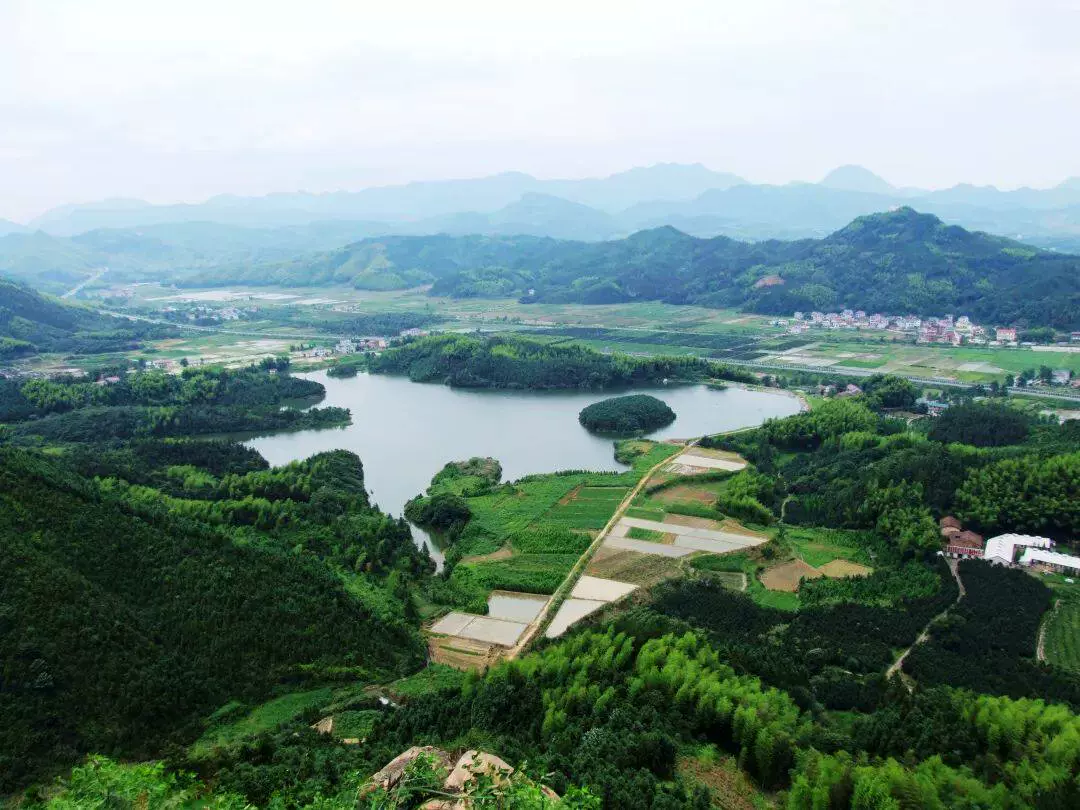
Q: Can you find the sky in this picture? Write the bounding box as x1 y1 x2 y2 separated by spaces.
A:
2 0 1079 221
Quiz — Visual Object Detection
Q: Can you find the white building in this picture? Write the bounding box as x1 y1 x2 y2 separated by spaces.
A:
1019 548 1080 575
983 534 1053 566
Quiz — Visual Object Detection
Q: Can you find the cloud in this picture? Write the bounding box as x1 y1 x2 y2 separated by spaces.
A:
1 0 1078 220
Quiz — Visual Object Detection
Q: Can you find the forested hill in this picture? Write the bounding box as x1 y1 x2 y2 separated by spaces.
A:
0 445 427 790
0 277 168 359
369 333 738 389
191 208 1080 327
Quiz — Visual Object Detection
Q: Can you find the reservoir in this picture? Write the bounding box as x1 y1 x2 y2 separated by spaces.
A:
245 370 801 564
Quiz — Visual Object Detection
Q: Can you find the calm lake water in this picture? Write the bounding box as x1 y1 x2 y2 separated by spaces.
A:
245 371 801 566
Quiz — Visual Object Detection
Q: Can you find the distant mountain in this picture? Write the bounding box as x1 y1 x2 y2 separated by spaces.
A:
0 219 27 237
26 164 744 235
193 209 1080 328
819 165 895 194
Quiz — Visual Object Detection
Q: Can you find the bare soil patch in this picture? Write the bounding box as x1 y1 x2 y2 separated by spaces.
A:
681 447 746 462
654 485 718 506
460 545 513 565
760 559 822 592
819 559 873 578
717 519 768 540
428 636 495 671
558 485 582 506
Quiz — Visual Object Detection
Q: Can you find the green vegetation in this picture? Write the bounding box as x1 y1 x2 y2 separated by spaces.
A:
0 445 427 790
13 320 1080 809
906 560 1080 706
0 277 172 357
928 400 1032 446
3 359 349 441
190 209 1080 328
578 393 676 434
371 332 731 389
1044 578 1080 673
626 526 667 542
191 689 334 756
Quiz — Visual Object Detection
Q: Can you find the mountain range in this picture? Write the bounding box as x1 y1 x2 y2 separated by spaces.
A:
4 165 1080 296
191 208 1080 329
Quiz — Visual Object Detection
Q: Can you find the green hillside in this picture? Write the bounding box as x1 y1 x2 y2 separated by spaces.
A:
0 277 166 359
190 209 1080 327
0 446 426 790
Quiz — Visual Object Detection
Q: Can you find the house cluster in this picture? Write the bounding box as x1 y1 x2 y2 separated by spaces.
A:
940 517 1080 576
786 311 1020 347
816 383 863 398
305 336 390 359
334 337 389 354
160 305 256 322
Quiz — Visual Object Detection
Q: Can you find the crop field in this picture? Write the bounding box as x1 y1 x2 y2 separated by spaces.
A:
627 526 669 542
585 545 685 587
542 485 626 529
332 709 381 740
1043 576 1080 672
454 553 578 596
509 526 592 554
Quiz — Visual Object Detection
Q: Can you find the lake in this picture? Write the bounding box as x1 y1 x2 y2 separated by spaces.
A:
245 371 801 566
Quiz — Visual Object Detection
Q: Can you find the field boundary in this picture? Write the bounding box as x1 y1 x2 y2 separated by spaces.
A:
509 441 688 657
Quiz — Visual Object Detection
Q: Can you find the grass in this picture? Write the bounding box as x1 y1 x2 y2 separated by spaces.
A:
627 526 668 542
333 709 381 740
785 526 874 568
747 576 801 611
710 571 746 591
387 664 467 699
1042 574 1080 672
191 688 333 756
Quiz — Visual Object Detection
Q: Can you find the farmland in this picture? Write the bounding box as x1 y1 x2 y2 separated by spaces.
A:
1043 575 1080 673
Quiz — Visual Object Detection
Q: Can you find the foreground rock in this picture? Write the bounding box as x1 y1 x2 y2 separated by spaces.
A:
365 746 560 808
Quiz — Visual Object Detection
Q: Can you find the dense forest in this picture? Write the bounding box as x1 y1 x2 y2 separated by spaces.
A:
0 445 428 790
183 209 1080 328
2 360 349 441
370 333 744 389
578 394 676 434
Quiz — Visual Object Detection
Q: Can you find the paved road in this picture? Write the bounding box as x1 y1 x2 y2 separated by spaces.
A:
62 267 108 298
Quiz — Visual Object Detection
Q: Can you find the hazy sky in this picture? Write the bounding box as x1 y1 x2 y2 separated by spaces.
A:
2 0 1078 221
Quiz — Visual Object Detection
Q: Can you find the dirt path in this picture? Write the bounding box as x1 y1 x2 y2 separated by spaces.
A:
506 441 692 659
886 558 964 683
1037 598 1061 662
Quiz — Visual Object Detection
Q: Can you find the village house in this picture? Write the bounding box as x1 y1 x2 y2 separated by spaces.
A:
1019 548 1080 576
983 533 1053 566
995 326 1018 343
939 517 984 558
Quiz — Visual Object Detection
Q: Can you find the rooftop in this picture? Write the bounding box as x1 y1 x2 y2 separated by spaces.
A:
983 533 1053 563
1019 548 1080 570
